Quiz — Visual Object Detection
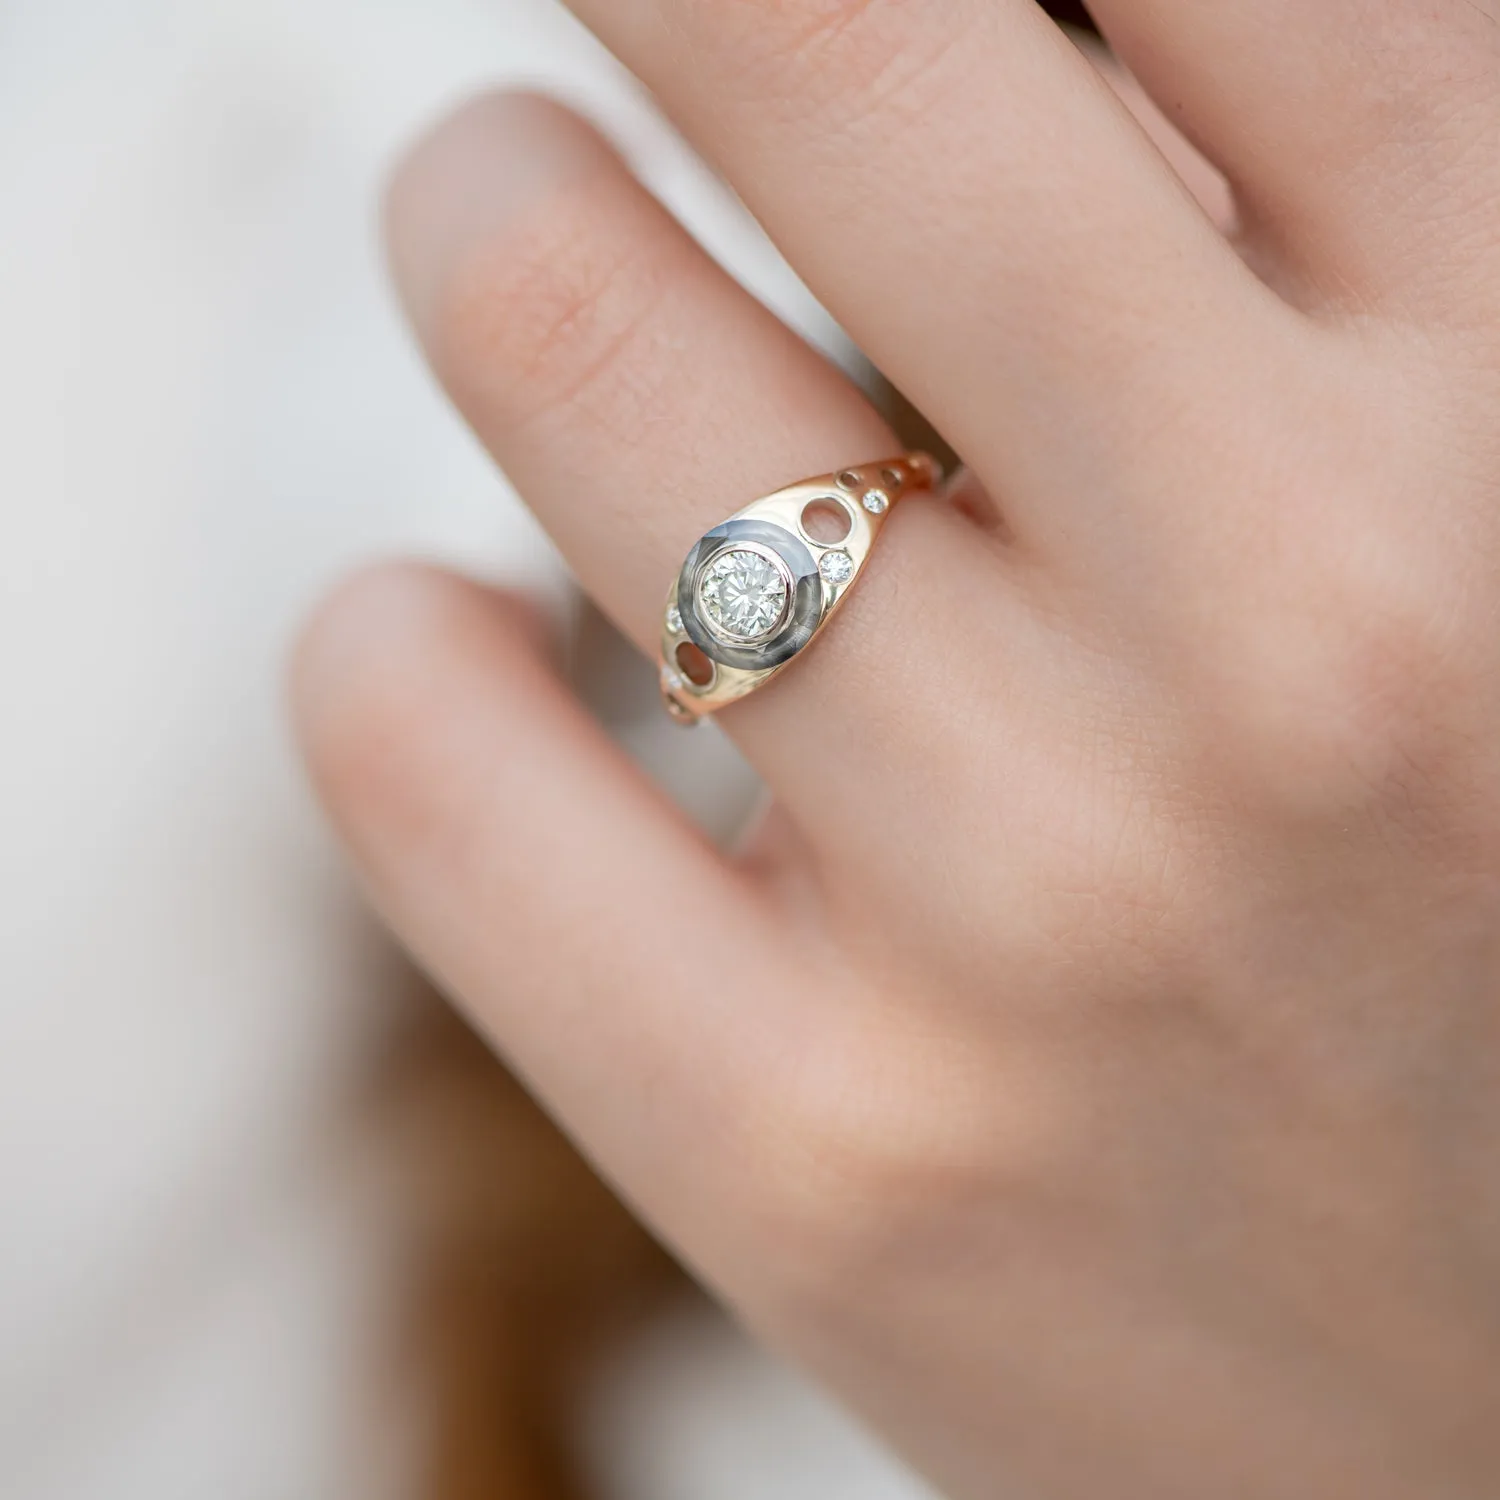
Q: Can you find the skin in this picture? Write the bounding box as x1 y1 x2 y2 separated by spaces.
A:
292 5 1500 1497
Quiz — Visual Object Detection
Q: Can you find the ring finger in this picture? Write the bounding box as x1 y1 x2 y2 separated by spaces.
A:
385 91 1050 840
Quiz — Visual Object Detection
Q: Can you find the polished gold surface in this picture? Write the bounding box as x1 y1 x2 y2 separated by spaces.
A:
659 452 940 722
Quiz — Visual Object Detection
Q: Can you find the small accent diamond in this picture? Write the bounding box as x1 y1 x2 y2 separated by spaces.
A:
665 605 683 635
862 489 889 516
820 550 855 586
661 666 685 693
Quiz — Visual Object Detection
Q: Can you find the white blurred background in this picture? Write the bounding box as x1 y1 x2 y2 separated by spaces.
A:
0 1 934 1496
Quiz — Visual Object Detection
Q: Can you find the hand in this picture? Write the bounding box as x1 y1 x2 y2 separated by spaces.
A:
293 7 1500 1497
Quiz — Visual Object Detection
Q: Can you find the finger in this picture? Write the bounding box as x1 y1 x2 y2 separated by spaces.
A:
291 562 790 1253
383 89 897 660
1085 0 1500 311
384 91 1049 837
1079 39 1236 239
555 0 1281 552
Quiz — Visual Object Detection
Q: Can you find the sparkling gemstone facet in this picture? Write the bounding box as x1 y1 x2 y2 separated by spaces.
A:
665 605 683 635
862 489 889 515
698 549 789 640
819 550 855 586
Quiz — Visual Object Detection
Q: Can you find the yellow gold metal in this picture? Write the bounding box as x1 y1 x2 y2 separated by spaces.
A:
660 452 940 722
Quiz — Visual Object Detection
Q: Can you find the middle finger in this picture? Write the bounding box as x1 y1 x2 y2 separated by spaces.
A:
560 0 1282 555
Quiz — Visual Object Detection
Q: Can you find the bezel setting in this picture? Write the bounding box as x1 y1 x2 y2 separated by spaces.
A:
694 542 794 644
675 519 824 674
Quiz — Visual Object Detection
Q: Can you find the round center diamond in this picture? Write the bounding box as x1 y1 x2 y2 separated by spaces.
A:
698 548 790 641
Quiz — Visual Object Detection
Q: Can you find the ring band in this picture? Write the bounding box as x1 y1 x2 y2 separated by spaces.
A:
659 452 940 722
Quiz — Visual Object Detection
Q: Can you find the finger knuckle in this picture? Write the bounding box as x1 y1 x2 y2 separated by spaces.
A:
731 1021 1000 1316
680 0 879 64
1224 558 1480 824
680 0 946 124
429 186 667 439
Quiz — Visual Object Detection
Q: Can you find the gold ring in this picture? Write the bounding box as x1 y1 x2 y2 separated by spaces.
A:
659 452 940 722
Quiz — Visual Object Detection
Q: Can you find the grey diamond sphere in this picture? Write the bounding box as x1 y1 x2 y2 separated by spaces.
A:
699 549 789 640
